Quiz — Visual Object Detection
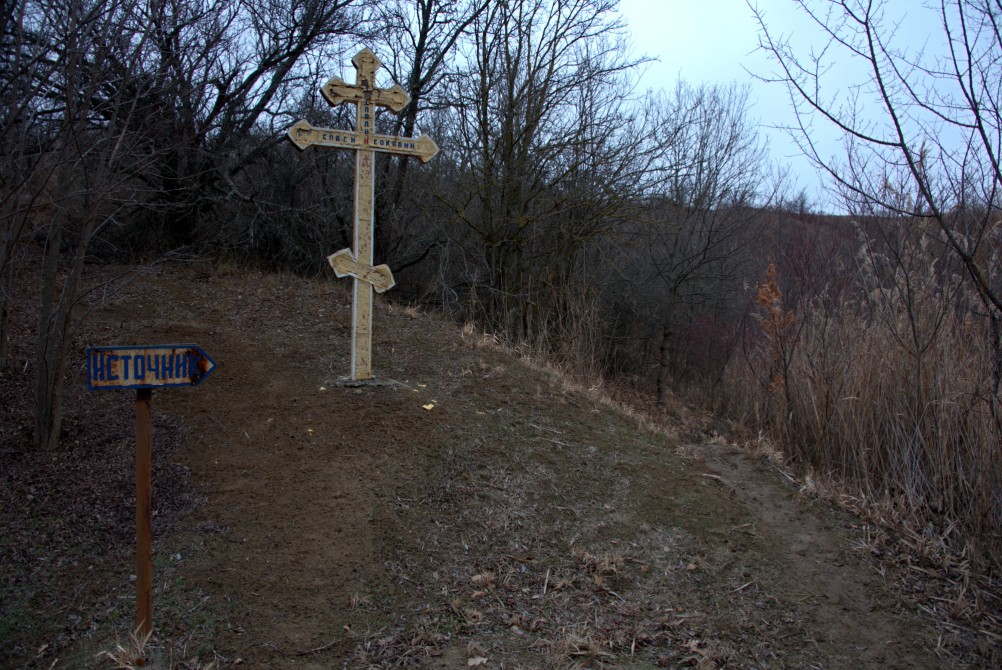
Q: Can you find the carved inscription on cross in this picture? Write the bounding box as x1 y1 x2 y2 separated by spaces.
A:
288 48 438 381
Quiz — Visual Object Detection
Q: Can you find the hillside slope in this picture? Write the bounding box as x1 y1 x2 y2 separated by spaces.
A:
2 263 957 668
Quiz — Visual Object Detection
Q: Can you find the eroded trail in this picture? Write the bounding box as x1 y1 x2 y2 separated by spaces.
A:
698 443 938 669
91 264 951 669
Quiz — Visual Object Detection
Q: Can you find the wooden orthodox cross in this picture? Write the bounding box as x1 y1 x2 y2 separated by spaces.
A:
288 48 438 381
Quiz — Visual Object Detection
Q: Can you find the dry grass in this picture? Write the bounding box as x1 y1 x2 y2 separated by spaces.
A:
9 258 984 668
95 627 154 669
95 627 218 669
448 266 1002 665
714 229 1002 659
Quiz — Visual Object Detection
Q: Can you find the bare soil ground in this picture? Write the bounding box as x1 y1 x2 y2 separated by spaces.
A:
1 261 997 669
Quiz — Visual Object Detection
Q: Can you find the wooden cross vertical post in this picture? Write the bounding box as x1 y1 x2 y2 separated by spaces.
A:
288 48 438 381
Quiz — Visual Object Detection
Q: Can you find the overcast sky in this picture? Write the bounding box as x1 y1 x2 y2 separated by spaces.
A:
616 0 941 208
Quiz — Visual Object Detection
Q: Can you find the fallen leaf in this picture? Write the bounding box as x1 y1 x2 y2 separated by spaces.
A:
467 657 488 667
422 403 435 410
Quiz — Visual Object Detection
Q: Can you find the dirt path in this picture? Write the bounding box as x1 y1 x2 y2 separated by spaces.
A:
146 265 949 668
698 443 937 668
5 263 959 669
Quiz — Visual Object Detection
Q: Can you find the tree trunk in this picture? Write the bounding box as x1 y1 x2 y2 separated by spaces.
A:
34 217 64 450
656 326 670 406
0 250 13 372
34 188 94 450
989 310 1002 446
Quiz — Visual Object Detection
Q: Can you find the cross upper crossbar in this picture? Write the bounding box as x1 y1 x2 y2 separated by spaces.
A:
323 48 409 111
286 47 437 381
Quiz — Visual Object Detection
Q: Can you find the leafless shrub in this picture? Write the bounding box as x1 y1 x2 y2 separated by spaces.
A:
723 223 1002 574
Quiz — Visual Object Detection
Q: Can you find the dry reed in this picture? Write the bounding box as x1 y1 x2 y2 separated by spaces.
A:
721 232 1002 575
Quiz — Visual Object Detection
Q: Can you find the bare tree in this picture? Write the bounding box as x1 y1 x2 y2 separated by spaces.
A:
373 0 488 271
7 0 159 449
0 0 66 372
4 0 365 448
634 81 770 405
752 0 1002 415
752 0 1002 567
129 0 366 246
443 0 648 351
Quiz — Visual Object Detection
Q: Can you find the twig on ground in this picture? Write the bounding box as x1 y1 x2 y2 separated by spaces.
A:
296 638 339 656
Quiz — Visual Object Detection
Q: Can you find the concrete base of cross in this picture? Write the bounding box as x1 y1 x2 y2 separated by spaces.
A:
326 376 410 389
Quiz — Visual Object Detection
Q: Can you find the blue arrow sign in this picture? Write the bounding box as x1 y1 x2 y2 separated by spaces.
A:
86 344 217 391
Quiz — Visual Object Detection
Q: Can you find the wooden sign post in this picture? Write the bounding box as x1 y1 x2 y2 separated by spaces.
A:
86 344 217 640
288 48 438 381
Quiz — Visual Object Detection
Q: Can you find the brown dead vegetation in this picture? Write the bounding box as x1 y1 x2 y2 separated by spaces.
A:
0 261 997 669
